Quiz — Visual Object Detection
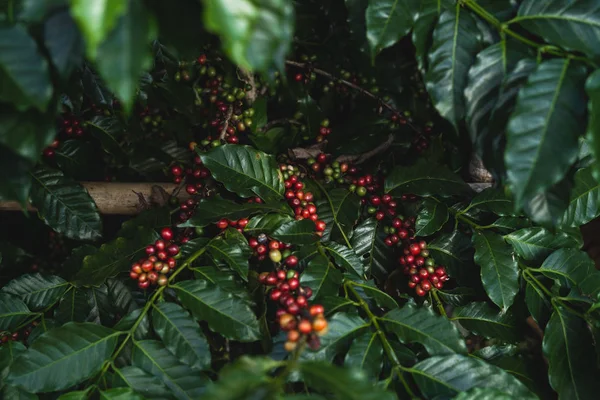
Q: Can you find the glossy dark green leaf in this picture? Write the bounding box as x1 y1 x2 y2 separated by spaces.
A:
54 140 96 180
203 0 294 72
351 218 394 281
113 365 172 399
428 230 473 279
472 231 519 310
437 287 476 307
0 25 52 111
207 229 251 281
415 198 449 236
490 217 532 232
174 280 261 341
244 213 295 235
43 10 84 79
1 274 68 310
7 322 119 393
200 145 284 203
524 175 573 227
514 0 600 60
465 188 515 216
586 70 600 181
300 255 343 301
0 149 32 206
69 0 128 58
29 166 102 241
543 307 600 399
381 305 467 355
95 0 156 112
343 331 383 380
425 4 481 130
505 58 587 207
351 281 398 309
317 188 360 245
107 279 138 315
113 308 150 341
0 109 54 163
559 167 600 227
271 219 319 244
385 160 471 197
411 354 534 399
452 302 519 342
99 388 144 400
299 361 397 400
183 197 291 228
412 0 443 70
323 242 363 277
2 385 37 399
536 248 595 286
132 340 209 399
73 227 159 286
525 281 551 328
465 41 528 144
300 312 369 362
0 294 32 331
505 227 581 261
192 266 251 304
27 319 59 346
453 388 514 400
54 289 91 324
152 302 210 371
86 116 126 160
365 0 415 60
0 341 26 387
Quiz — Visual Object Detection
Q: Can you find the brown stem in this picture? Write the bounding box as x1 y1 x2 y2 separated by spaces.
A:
219 107 234 140
335 134 394 165
237 69 258 104
285 60 420 134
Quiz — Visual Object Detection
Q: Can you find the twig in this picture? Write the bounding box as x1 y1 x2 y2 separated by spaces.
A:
288 142 328 160
285 60 420 134
237 69 258 104
219 107 234 140
335 134 394 165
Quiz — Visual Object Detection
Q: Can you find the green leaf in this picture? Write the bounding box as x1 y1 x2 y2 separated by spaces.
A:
0 146 33 207
1 274 68 310
69 0 128 58
271 219 319 244
505 58 587 208
411 354 534 399
202 0 294 72
207 229 251 281
244 213 295 235
54 289 91 323
300 255 343 301
192 266 251 303
86 115 127 160
437 287 476 307
524 175 573 227
43 10 84 79
298 361 397 400
183 197 291 228
425 3 481 130
29 166 102 241
505 227 582 261
464 41 528 144
0 341 26 388
428 230 473 278
152 302 210 371
201 356 283 400
365 0 415 60
73 227 159 286
586 70 600 181
453 388 514 400
100 388 144 400
113 366 171 399
412 0 443 70
343 331 383 380
514 0 600 60
113 309 150 340
0 294 32 331
0 109 55 163
543 307 600 399
451 302 519 342
95 0 156 112
7 322 119 393
351 281 398 309
173 280 261 341
316 187 360 244
536 248 595 286
381 305 467 355
0 25 52 112
351 218 395 282
54 140 96 180
2 385 37 399
324 242 364 278
415 198 449 236
559 167 600 227
200 145 284 203
300 313 369 362
472 231 519 310
385 160 471 197
107 279 139 315
525 279 551 328
466 188 515 216
132 340 209 399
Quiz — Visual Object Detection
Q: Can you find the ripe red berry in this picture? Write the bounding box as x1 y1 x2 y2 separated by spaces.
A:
217 219 229 229
256 245 267 255
285 255 299 267
145 245 156 255
160 228 173 241
249 238 258 248
299 320 312 334
415 287 426 296
310 304 324 316
375 211 385 221
410 243 421 255
288 278 300 290
315 220 326 232
171 166 182 176
382 194 392 203
167 244 180 256
317 153 327 163
155 240 166 251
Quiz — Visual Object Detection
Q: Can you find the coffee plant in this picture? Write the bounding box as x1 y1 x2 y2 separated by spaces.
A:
1 0 600 398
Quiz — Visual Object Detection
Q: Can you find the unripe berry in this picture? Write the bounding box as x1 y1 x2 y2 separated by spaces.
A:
299 320 312 334
269 249 282 263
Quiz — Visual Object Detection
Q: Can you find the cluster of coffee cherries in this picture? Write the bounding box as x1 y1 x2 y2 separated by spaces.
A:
307 153 351 185
170 155 211 195
129 228 180 289
1 321 37 345
59 113 85 137
315 119 332 142
281 164 326 233
350 173 382 198
138 106 165 133
176 198 199 224
363 194 399 222
208 100 255 144
411 121 434 154
216 218 249 234
398 240 449 296
256 235 327 351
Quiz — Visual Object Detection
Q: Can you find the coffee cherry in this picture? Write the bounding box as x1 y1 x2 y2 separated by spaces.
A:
167 244 180 256
315 220 326 232
310 304 324 316
269 249 282 263
356 186 367 197
285 255 299 267
288 329 300 342
256 245 267 255
161 228 173 240
312 317 327 333
299 320 312 334
217 219 229 229
284 341 297 352
409 243 421 255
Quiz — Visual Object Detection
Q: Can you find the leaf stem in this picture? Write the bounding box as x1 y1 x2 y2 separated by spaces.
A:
344 282 417 397
523 270 587 319
431 289 447 317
